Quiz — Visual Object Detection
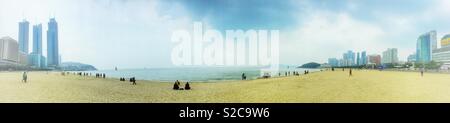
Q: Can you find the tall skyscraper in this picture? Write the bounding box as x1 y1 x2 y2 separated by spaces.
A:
18 19 29 54
431 31 437 50
32 24 42 54
416 31 436 63
343 50 355 66
47 18 60 67
356 52 360 66
382 48 398 64
361 51 367 65
29 24 46 68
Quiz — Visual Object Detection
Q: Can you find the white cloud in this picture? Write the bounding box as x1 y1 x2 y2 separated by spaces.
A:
282 11 386 64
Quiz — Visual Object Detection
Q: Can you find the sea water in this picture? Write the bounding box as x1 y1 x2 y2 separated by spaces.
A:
83 67 319 82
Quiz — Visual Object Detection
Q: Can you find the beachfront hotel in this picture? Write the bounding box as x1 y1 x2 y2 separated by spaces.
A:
46 18 60 68
416 31 437 63
381 48 398 64
432 34 450 70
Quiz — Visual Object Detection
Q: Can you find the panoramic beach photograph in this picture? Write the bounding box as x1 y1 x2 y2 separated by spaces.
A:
1 0 450 103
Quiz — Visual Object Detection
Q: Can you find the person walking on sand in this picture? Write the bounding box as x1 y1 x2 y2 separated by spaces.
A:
421 69 424 77
22 71 27 83
349 69 353 77
131 77 137 85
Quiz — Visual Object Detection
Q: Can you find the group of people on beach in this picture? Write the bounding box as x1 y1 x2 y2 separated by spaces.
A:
95 73 106 78
173 80 190 90
66 72 106 79
119 77 137 85
303 70 309 75
278 71 303 77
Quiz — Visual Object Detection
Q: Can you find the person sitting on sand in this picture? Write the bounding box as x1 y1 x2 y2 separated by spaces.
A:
22 71 27 83
241 73 246 80
173 80 180 90
185 82 191 90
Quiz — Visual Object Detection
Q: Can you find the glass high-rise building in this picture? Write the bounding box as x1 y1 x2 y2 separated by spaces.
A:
18 19 29 54
47 18 60 67
361 51 367 65
342 50 355 66
32 24 42 54
28 24 46 68
356 52 360 65
416 31 436 63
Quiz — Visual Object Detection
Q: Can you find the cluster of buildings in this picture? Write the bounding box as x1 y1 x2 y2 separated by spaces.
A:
327 30 450 70
0 18 60 69
327 49 393 68
409 31 450 69
328 51 369 67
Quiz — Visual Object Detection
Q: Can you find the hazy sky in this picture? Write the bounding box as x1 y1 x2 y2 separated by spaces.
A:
1 0 450 69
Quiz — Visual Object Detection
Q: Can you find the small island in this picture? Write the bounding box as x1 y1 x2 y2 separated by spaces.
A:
60 62 97 71
297 62 321 68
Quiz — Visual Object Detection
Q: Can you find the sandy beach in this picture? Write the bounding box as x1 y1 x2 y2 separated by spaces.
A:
1 70 450 103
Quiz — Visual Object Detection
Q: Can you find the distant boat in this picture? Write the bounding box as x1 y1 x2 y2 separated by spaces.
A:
115 67 118 71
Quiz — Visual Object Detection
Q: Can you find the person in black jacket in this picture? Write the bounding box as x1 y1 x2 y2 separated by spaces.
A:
173 80 180 90
185 82 191 90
